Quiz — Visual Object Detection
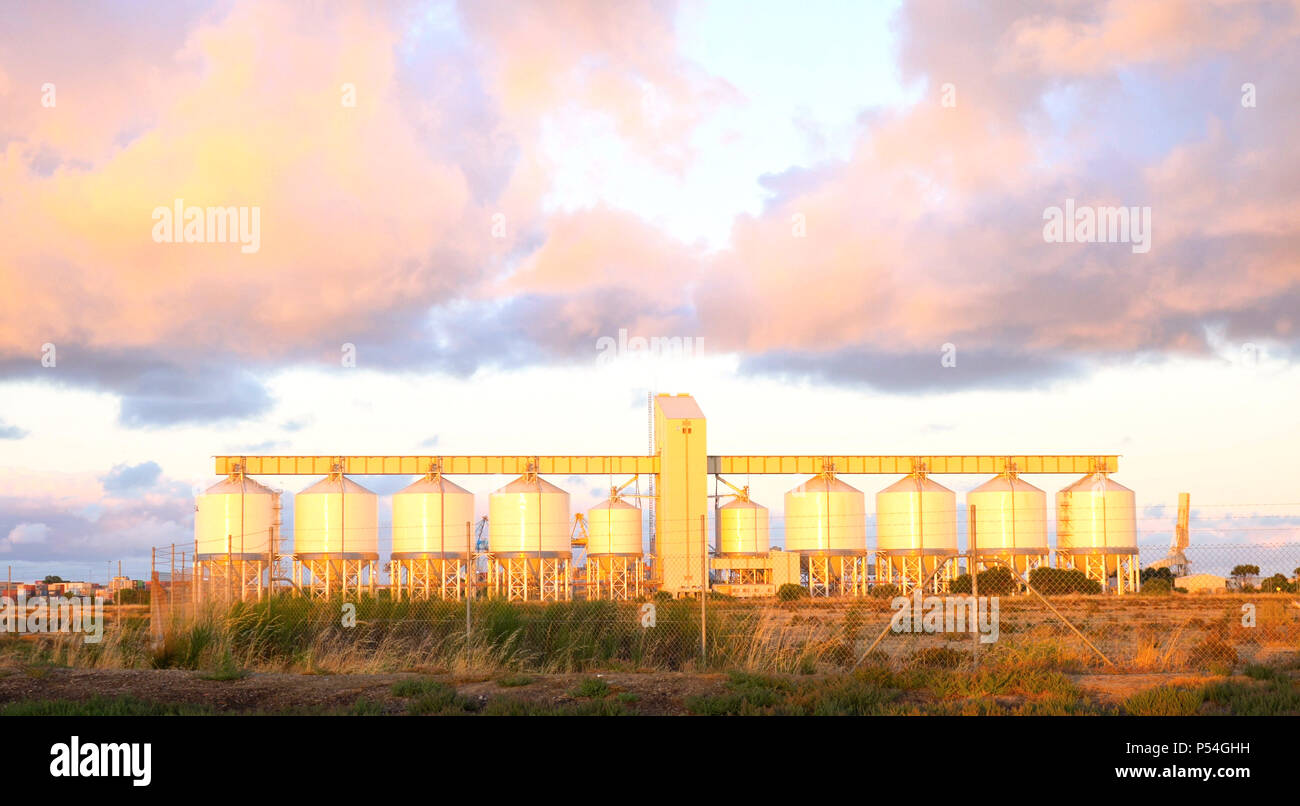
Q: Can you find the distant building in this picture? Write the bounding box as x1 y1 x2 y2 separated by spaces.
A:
1179 573 1228 594
46 581 95 596
3 582 45 598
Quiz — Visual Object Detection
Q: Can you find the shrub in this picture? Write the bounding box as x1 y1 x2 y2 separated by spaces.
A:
1029 567 1102 595
1260 574 1295 593
869 584 900 599
1140 578 1173 595
776 583 808 601
1077 577 1103 594
951 566 1016 596
1140 567 1175 586
114 588 150 605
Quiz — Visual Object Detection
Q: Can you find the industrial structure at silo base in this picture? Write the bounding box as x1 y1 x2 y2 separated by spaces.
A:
193 393 1144 602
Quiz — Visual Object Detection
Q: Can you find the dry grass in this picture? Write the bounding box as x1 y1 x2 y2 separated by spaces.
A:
3 594 1295 688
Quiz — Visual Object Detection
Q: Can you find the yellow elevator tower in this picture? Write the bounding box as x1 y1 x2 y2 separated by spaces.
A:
653 394 708 595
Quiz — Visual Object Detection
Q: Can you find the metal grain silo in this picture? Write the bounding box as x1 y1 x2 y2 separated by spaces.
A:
784 473 867 595
392 474 474 557
195 474 277 557
488 473 572 601
1055 472 1139 592
875 473 958 592
712 491 776 595
586 495 643 600
966 472 1049 574
717 494 770 556
390 473 475 601
587 496 642 557
194 472 280 602
293 473 379 597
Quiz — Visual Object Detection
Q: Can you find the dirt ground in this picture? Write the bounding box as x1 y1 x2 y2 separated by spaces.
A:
0 662 1253 715
0 664 732 715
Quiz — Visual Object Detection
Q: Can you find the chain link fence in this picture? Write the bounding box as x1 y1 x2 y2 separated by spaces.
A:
126 528 1300 678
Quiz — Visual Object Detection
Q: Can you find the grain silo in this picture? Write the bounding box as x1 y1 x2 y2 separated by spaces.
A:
585 494 643 600
875 473 959 593
292 471 379 598
194 469 281 602
711 490 774 592
966 471 1049 575
488 472 572 601
717 493 770 556
784 472 867 596
390 472 475 600
1055 472 1139 593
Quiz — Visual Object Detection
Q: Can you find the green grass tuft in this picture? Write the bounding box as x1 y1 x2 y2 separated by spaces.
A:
569 676 612 698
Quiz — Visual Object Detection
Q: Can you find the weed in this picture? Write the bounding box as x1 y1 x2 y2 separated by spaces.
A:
569 677 612 698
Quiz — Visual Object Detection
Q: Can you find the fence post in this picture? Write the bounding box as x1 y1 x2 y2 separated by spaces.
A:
465 521 472 659
969 504 979 673
699 514 707 666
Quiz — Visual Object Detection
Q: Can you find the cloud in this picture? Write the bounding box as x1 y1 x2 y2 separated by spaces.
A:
101 461 162 494
678 0 1300 387
0 0 734 413
1 0 1297 409
2 522 50 551
0 469 192 564
0 419 28 439
0 350 275 427
740 347 1085 393
0 1 483 371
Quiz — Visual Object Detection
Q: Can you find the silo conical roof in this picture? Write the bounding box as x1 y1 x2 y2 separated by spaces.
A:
299 474 375 496
396 475 473 496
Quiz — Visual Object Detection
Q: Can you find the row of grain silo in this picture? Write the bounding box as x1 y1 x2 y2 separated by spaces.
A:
715 470 1140 595
195 467 1140 601
194 469 600 601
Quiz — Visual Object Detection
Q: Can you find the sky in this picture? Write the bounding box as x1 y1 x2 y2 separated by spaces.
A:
1 0 1298 582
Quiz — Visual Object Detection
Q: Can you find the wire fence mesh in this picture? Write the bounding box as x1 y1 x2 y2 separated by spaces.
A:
129 526 1300 678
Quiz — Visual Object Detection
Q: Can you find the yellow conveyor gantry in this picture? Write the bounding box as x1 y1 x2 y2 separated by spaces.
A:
215 455 1115 476
213 393 1118 594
